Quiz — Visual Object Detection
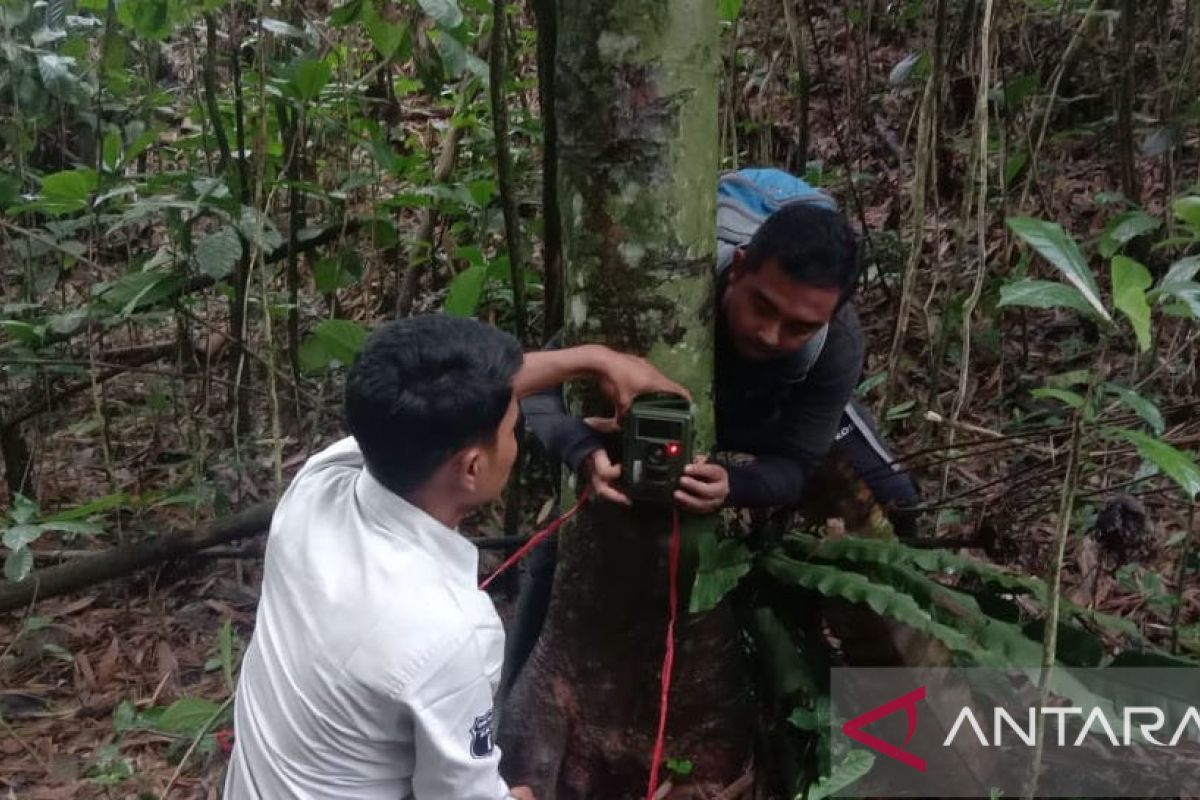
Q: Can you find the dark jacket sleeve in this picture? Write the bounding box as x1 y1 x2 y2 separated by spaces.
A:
519 334 605 473
724 304 865 508
521 387 604 473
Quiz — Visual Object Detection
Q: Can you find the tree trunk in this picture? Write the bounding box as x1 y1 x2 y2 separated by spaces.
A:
499 3 752 798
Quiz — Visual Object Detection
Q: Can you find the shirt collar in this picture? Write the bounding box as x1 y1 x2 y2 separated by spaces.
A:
353 466 480 588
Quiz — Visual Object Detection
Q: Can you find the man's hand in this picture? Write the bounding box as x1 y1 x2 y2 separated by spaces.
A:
582 446 631 506
590 348 690 417
673 456 729 514
510 786 537 800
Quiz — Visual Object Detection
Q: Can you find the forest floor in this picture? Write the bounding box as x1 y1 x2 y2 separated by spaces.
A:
3 4 1199 799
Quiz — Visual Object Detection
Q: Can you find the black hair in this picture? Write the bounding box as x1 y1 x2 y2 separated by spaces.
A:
345 315 523 496
742 202 862 300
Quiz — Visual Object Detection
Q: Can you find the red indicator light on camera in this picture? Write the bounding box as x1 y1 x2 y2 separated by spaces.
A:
665 442 682 457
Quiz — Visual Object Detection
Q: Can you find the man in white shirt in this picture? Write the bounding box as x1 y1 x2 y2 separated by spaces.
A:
225 314 686 799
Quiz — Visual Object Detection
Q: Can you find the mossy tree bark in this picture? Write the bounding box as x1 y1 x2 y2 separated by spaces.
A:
499 2 753 798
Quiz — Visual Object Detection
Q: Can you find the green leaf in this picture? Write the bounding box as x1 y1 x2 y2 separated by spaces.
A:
122 0 171 40
156 697 221 733
1173 197 1200 236
1031 387 1085 408
219 617 234 689
39 520 103 536
1105 383 1164 435
237 207 284 252
1118 431 1200 500
1004 151 1028 185
312 250 363 293
718 0 742 23
37 169 97 216
98 269 180 317
4 546 33 582
1098 210 1161 259
1111 256 1152 352
443 262 488 317
0 321 44 344
1158 283 1200 319
688 531 752 613
362 0 407 58
417 0 462 28
11 493 38 524
0 172 21 210
101 131 123 173
3 524 43 550
1006 216 1111 322
997 279 1096 317
1158 255 1200 290
806 749 875 800
299 319 369 373
436 29 469 78
329 0 362 25
290 58 332 101
42 493 131 521
194 226 243 280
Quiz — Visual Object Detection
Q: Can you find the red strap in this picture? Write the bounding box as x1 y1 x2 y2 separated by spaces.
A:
644 506 681 800
478 486 590 591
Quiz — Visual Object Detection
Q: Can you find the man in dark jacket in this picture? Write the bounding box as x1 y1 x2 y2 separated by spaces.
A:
523 201 918 523
506 201 920 688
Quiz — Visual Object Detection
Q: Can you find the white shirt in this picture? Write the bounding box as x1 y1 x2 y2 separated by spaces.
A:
225 437 513 799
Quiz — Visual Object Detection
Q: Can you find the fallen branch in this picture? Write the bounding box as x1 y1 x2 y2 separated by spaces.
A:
0 503 275 613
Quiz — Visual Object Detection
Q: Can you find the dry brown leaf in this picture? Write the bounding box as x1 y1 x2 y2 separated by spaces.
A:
95 636 121 687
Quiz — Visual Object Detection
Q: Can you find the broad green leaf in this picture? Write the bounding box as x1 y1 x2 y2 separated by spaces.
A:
1031 387 1085 408
299 319 369 372
443 263 488 317
1004 151 1028 185
362 0 407 58
1105 384 1165 435
1158 283 1200 319
290 58 331 101
157 697 221 733
37 169 96 216
3 524 43 550
417 0 462 29
4 546 33 582
329 0 362 25
1006 216 1111 322
101 131 123 173
806 749 875 800
11 494 38 524
1119 430 1200 500
1098 210 1161 259
997 279 1096 317
1153 256 1200 296
887 51 926 85
0 172 20 210
121 0 170 40
436 29 469 78
688 531 752 613
195 226 242 280
312 250 363 293
1174 197 1200 236
0 321 44 344
718 0 742 23
237 207 284 252
1111 256 1152 352
98 269 180 316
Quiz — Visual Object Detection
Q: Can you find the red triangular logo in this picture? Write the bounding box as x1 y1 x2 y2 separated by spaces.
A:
841 685 927 771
